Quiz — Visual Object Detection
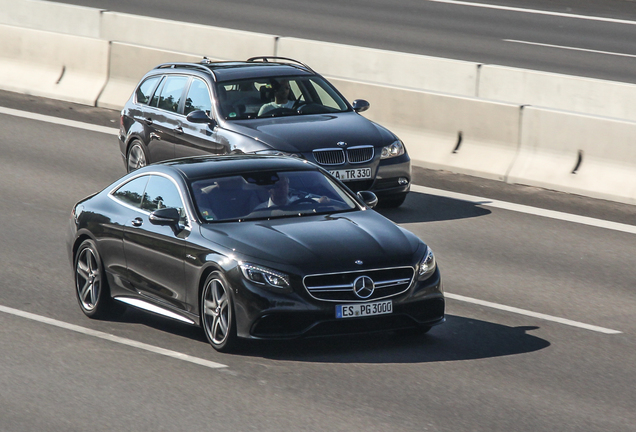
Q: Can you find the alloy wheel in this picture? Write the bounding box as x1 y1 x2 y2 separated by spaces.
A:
75 246 101 312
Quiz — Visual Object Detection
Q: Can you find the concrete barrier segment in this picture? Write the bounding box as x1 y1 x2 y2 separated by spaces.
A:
507 107 636 205
0 25 109 106
0 0 103 38
277 37 479 97
97 43 212 110
100 12 277 61
479 65 636 122
330 77 521 181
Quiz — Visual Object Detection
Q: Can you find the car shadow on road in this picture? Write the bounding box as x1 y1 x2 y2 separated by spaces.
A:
235 315 549 363
375 191 491 224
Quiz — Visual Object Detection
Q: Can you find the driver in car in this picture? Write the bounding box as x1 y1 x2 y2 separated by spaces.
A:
258 79 295 116
255 175 332 209
255 175 298 208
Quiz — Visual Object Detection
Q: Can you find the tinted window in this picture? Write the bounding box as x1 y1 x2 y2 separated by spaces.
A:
215 75 350 120
135 76 161 105
141 175 186 221
184 78 212 116
112 176 149 207
157 76 189 113
191 170 356 222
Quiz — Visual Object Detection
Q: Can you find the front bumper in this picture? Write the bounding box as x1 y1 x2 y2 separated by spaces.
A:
231 266 443 340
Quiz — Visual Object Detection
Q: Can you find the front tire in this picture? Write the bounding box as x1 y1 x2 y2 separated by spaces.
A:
127 140 148 173
74 239 124 319
201 272 238 352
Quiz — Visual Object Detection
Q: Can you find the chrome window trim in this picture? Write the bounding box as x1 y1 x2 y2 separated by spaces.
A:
108 171 195 229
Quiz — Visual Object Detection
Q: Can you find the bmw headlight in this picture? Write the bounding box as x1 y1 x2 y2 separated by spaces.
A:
417 246 436 280
240 263 290 290
381 140 405 159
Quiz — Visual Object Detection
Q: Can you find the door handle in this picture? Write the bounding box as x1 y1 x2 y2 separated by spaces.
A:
144 117 153 125
174 126 184 134
131 217 143 227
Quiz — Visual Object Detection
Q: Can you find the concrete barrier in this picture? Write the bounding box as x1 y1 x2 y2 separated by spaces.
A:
98 43 216 110
0 0 103 38
0 25 109 106
479 65 636 122
100 12 277 61
507 107 636 205
277 38 478 97
330 77 521 181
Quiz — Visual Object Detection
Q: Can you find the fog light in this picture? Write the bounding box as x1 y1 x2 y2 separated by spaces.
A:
398 177 409 186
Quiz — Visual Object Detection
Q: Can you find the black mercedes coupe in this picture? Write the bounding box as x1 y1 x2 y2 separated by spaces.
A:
66 155 443 352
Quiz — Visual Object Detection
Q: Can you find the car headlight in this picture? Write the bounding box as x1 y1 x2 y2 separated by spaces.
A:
381 140 405 159
417 246 436 280
240 263 290 290
254 149 302 158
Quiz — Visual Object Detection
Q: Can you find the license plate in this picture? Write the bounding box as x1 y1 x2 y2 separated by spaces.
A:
336 300 393 319
329 167 372 181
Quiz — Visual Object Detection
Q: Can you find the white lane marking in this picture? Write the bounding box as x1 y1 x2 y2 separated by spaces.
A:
505 39 636 58
412 185 636 235
445 292 622 334
426 0 636 25
0 106 119 136
0 304 228 369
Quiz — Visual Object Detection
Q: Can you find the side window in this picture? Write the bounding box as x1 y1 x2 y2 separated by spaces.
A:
135 76 161 105
150 77 165 107
112 176 150 208
184 78 212 116
157 76 189 113
141 175 187 221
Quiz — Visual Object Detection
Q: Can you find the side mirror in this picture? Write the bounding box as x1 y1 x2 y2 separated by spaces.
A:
186 110 217 127
351 99 370 113
149 207 181 226
357 191 378 209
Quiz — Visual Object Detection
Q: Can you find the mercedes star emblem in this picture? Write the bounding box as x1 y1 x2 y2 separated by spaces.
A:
353 276 375 299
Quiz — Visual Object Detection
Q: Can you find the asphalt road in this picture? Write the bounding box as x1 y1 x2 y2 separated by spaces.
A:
52 0 636 83
1 91 635 431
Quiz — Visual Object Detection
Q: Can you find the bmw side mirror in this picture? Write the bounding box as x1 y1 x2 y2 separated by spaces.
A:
352 99 370 113
186 110 217 127
357 191 378 209
149 207 181 226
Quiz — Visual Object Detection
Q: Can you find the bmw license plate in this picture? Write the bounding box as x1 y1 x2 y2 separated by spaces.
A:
336 300 392 319
329 167 372 181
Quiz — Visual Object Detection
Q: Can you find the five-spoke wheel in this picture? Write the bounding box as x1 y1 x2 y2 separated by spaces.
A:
74 239 124 318
201 272 237 352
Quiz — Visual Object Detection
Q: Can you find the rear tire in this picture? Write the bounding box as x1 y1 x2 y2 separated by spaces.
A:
127 140 148 173
74 239 125 319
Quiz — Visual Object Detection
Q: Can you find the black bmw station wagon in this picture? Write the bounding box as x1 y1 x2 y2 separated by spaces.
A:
118 57 411 207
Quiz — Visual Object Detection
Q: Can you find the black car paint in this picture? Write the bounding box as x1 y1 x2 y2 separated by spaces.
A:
118 60 411 204
67 156 443 345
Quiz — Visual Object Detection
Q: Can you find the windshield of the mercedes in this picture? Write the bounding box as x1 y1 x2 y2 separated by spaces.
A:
191 169 358 222
216 76 350 120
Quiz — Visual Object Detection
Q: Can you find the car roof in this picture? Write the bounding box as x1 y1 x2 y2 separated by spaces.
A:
155 155 320 181
154 58 316 82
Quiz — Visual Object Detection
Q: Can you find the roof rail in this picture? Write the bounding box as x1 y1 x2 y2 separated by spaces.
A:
154 62 212 74
247 56 314 73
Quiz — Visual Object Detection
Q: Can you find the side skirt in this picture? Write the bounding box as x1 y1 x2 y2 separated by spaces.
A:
114 297 196 325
